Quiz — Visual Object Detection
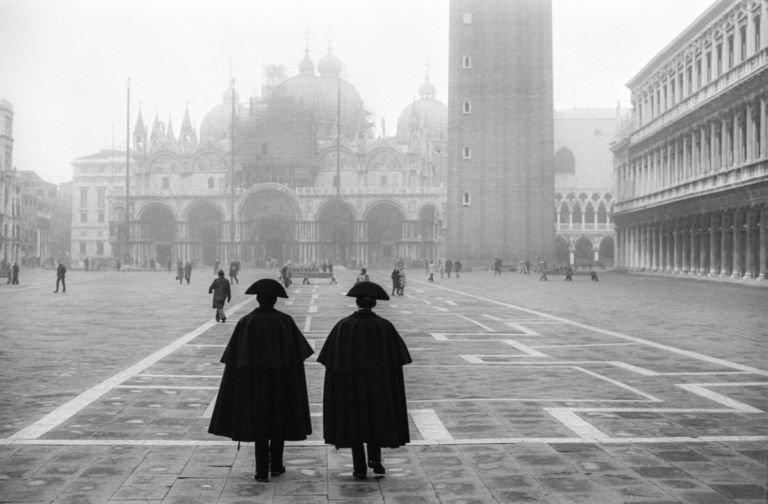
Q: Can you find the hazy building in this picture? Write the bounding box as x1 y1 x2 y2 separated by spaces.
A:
446 0 555 264
84 47 447 268
19 170 57 265
612 0 768 281
554 108 625 267
0 99 22 264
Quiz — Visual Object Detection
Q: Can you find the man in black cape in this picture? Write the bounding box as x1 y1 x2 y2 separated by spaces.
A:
318 281 411 479
208 278 313 482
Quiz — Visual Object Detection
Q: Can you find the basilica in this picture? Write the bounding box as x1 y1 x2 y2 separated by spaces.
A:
92 47 447 268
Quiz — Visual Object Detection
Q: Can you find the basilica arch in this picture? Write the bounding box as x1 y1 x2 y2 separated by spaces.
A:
136 202 177 267
187 201 224 266
317 198 355 266
364 201 406 267
240 187 300 265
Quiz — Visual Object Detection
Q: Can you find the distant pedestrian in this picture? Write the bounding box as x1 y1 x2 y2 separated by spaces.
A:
54 262 66 293
524 260 530 275
397 268 406 295
11 262 19 285
176 260 184 284
84 257 90 271
454 260 462 279
116 259 121 272
390 267 400 296
356 268 370 284
318 281 411 479
428 261 436 282
208 279 313 482
538 261 548 281
229 260 240 284
445 259 453 279
208 270 231 323
280 264 292 288
184 261 192 284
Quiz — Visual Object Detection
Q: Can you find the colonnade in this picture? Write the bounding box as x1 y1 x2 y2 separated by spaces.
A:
616 204 768 280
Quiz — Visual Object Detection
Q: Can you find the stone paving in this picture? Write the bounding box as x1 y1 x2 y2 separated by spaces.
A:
0 266 766 503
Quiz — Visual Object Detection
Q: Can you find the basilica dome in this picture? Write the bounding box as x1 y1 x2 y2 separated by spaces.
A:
200 85 249 144
396 76 447 144
271 49 369 139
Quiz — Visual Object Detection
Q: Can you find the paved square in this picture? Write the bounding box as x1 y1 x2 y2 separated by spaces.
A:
0 268 766 502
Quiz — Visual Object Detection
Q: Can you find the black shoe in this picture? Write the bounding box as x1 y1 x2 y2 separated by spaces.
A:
254 474 268 482
353 471 367 479
270 465 286 477
215 314 219 322
368 461 385 475
221 318 226 323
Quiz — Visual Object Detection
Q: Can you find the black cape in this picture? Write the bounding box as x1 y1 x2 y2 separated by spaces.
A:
208 307 313 442
317 310 411 448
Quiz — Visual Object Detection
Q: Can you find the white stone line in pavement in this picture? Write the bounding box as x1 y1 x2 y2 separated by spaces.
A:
115 385 219 390
677 383 766 413
400 310 413 314
482 314 502 321
608 362 659 376
658 371 751 376
410 409 454 440
413 288 425 294
285 299 295 305
532 342 640 349
543 408 611 442
502 340 548 357
4 434 767 447
304 316 312 332
433 306 448 312
445 300 457 306
412 279 768 377
185 344 226 348
5 297 255 441
453 314 495 332
572 367 663 402
308 304 318 313
505 322 540 336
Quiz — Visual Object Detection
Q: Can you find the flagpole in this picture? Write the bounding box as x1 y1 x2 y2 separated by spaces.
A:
336 76 341 197
125 78 131 265
230 78 236 262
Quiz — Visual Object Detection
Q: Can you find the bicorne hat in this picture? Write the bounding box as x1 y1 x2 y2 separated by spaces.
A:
346 281 390 300
245 278 289 298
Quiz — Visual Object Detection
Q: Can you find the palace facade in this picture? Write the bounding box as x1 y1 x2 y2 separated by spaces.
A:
72 47 447 268
612 0 768 281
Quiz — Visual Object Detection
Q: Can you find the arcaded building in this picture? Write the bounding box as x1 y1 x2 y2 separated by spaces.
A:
72 48 447 268
447 0 555 263
612 0 768 281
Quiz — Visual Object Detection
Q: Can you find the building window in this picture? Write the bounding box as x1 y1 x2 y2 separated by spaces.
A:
705 52 712 82
162 177 170 190
462 101 471 114
97 187 106 206
727 34 734 68
80 241 87 255
207 177 215 189
740 25 747 60
462 191 471 206
97 210 105 223
462 55 471 69
80 212 87 223
686 66 692 95
462 12 472 24
96 241 104 256
463 146 471 159
79 187 88 206
716 43 723 74
755 16 761 53
695 59 701 89
669 79 675 105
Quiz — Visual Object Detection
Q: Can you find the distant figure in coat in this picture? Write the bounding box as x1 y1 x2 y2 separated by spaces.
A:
390 267 400 296
229 260 240 284
54 262 66 293
208 278 313 482
454 260 462 278
176 260 184 284
356 268 370 284
318 281 411 479
397 267 406 295
184 261 192 284
208 270 232 323
10 262 19 285
445 259 453 278
428 261 436 282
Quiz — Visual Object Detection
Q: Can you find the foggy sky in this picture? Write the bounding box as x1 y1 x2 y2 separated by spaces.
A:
0 0 714 184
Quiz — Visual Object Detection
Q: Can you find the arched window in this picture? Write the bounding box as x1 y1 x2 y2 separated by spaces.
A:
207 177 215 189
597 202 608 223
462 191 471 206
462 101 471 114
554 147 575 174
585 203 595 224
571 203 582 225
162 177 170 190
559 203 569 226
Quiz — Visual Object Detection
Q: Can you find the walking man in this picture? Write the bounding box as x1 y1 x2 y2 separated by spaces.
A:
11 262 19 285
54 262 66 293
318 281 411 479
208 270 231 323
184 261 192 284
208 279 313 482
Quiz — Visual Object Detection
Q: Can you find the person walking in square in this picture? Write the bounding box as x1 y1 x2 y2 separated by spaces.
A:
184 261 192 284
208 270 231 323
397 267 406 295
176 260 184 284
318 281 411 479
229 260 240 284
54 262 66 293
356 267 370 284
427 261 436 282
445 259 453 279
454 260 462 279
390 266 400 296
208 279 313 482
10 262 19 285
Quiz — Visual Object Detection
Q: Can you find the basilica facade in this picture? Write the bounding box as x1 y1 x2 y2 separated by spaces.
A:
86 48 447 269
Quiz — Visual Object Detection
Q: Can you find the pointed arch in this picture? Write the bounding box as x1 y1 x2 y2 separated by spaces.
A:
554 147 575 174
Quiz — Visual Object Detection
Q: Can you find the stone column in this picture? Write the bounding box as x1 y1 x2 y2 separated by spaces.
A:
747 101 755 161
759 205 767 280
673 221 681 273
699 216 708 274
709 213 719 276
733 108 740 165
710 121 717 172
682 135 689 180
731 210 743 278
720 211 730 276
761 96 767 158
744 208 755 279
721 116 728 168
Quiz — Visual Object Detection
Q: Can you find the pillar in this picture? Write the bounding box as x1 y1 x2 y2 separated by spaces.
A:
673 221 681 273
744 208 755 279
710 121 717 172
721 115 728 168
720 211 731 276
731 210 743 278
699 216 708 275
761 96 767 158
690 218 698 274
759 205 767 280
709 213 719 276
